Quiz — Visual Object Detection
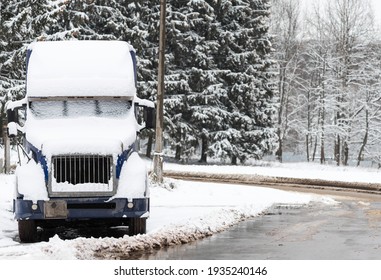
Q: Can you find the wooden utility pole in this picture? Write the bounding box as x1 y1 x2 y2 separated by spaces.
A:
3 124 10 174
153 0 166 183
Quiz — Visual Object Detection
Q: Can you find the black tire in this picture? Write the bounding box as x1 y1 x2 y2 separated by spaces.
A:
18 220 37 243
128 218 146 236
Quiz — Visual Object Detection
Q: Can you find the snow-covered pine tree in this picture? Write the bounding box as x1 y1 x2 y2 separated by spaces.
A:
1 0 137 99
210 0 277 164
1 0 60 87
182 0 228 163
41 0 133 41
1 0 278 164
0 0 22 138
1 0 61 130
126 0 159 158
162 1 200 161
127 0 157 99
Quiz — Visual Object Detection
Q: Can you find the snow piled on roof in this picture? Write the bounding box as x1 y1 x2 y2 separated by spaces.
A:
27 41 136 97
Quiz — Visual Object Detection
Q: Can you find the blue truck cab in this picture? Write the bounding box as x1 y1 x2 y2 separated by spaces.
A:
6 41 155 242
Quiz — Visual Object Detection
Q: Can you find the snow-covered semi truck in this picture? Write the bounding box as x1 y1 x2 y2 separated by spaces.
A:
6 41 155 242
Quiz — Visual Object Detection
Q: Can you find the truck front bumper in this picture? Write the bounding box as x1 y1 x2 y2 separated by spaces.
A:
14 197 150 221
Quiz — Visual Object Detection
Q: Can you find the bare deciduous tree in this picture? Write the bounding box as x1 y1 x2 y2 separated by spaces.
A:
270 0 301 162
324 0 374 165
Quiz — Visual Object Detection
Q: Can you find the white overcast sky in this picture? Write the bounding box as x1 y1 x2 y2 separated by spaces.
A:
370 0 381 25
300 0 381 18
300 0 381 34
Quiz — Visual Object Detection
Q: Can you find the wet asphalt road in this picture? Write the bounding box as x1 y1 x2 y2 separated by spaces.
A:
138 197 381 260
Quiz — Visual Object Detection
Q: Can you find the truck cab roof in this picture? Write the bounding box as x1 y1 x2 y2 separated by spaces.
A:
26 40 137 98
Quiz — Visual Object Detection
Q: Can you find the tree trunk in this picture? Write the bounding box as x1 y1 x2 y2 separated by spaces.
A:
306 89 311 162
231 155 237 165
306 134 310 162
357 109 369 166
320 56 326 165
320 143 325 164
276 65 287 164
145 133 153 158
199 135 208 163
276 128 283 163
320 130 325 164
312 135 318 162
342 141 349 166
175 145 181 161
334 135 340 166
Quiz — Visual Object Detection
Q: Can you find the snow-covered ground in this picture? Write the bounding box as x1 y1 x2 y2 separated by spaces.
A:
162 160 381 184
0 165 337 260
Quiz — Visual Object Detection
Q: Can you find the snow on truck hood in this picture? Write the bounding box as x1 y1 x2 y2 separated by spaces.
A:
26 41 137 97
25 112 139 158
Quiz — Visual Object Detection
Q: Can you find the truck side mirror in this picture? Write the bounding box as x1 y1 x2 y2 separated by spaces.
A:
7 109 19 137
144 107 156 129
7 108 18 124
7 122 18 137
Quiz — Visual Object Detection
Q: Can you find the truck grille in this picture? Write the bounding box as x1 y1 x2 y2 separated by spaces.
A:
52 155 112 185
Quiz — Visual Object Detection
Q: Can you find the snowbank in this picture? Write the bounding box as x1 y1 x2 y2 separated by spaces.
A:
0 175 18 247
162 161 381 184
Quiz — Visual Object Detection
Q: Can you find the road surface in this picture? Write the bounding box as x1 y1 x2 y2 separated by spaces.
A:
136 191 381 260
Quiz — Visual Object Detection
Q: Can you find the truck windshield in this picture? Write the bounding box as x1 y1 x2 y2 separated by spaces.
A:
29 99 132 119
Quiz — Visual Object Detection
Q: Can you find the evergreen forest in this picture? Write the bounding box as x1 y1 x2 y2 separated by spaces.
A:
1 0 381 167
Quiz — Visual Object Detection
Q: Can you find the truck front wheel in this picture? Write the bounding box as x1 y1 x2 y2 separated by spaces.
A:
128 218 146 236
18 220 37 243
